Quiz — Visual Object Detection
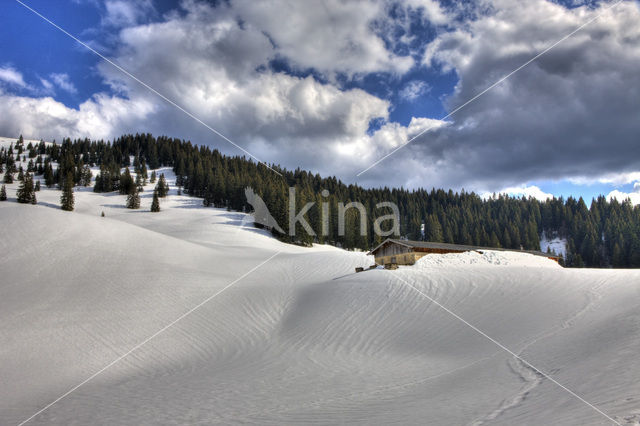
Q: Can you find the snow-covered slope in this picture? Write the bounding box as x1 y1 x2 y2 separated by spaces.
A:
0 136 46 148
1 177 640 425
541 231 568 258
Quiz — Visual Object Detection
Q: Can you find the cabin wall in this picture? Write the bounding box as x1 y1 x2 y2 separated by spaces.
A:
375 252 422 266
375 243 411 257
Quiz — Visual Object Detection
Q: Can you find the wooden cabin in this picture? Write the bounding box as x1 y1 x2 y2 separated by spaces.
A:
368 238 561 267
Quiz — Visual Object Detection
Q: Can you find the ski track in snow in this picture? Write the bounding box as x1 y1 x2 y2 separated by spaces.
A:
1 161 640 425
469 277 607 425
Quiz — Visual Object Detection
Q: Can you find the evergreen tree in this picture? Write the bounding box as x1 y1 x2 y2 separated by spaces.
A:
140 163 148 184
151 189 160 212
16 173 35 204
119 168 134 195
150 170 156 183
80 165 93 186
0 184 6 201
43 163 54 187
156 173 168 197
35 180 41 191
612 243 624 268
135 173 144 192
126 186 140 209
60 173 74 211
425 215 444 242
3 169 13 183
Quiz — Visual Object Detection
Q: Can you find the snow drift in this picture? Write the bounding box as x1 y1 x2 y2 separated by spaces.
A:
1 181 640 425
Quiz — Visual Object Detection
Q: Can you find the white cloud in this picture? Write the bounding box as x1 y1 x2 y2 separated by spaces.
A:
568 171 640 186
232 0 418 78
399 80 431 101
102 0 154 27
49 73 78 94
0 66 28 88
0 3 397 174
482 185 554 201
39 78 54 93
403 0 449 26
0 92 155 142
606 181 640 205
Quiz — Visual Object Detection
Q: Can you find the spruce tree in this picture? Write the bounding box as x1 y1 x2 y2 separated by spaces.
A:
135 173 144 192
80 165 92 186
35 180 41 191
119 168 134 195
151 189 160 212
3 170 13 184
141 163 148 184
16 173 34 204
150 170 156 183
30 192 37 205
156 173 168 197
60 173 74 211
126 186 140 209
0 184 6 201
612 243 624 267
44 163 54 187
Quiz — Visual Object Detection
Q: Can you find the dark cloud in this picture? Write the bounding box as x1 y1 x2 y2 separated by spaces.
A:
404 0 640 190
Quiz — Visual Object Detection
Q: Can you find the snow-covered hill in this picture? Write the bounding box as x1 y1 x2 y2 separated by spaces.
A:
1 154 640 425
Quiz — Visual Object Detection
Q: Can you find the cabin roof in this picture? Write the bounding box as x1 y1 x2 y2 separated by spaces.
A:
368 238 560 259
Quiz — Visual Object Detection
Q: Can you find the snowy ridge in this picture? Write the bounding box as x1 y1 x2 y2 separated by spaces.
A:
0 136 50 148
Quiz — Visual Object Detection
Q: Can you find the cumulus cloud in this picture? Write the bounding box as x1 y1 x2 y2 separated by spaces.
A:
482 185 554 201
0 92 155 142
0 0 405 179
232 0 420 78
606 182 640 205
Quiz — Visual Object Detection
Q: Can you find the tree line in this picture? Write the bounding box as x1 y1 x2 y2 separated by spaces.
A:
1 133 639 267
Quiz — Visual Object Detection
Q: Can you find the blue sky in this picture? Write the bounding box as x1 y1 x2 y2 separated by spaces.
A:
0 0 639 204
1 1 97 107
